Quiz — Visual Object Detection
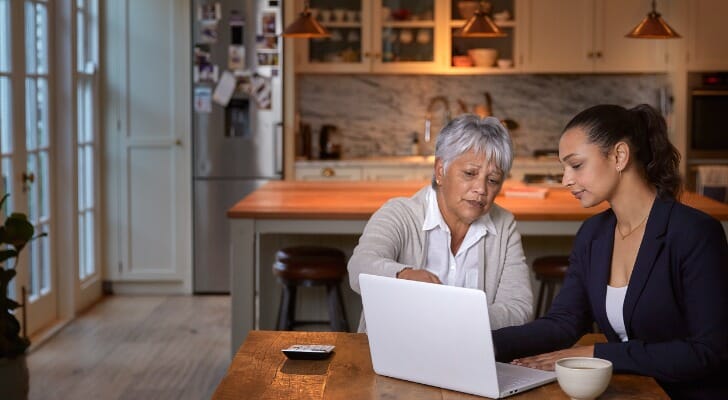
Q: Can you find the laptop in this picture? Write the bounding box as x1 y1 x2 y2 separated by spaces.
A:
359 273 556 398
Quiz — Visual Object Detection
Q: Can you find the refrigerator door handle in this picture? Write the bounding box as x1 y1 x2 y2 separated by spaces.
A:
274 122 283 175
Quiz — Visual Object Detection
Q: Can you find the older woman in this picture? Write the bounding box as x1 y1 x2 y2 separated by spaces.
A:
348 114 533 332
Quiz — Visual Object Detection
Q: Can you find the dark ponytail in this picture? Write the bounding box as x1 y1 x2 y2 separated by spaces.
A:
562 104 682 198
630 104 681 199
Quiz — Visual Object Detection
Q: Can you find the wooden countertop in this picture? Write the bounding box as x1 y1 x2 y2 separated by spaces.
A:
227 181 728 221
212 331 668 399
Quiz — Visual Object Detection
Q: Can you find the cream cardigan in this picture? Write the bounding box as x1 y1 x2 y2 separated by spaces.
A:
348 186 534 332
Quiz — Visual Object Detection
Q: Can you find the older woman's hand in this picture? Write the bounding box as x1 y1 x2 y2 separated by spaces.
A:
396 268 442 284
510 345 594 371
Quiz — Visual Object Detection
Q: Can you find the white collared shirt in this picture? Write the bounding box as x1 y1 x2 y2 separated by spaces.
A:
422 186 496 288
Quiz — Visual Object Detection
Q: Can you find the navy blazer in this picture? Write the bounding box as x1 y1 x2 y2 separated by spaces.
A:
493 197 728 399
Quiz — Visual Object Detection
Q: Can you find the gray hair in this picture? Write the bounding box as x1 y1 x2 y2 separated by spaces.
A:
431 114 514 188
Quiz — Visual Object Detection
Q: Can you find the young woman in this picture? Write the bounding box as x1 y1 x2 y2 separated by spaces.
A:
493 104 728 399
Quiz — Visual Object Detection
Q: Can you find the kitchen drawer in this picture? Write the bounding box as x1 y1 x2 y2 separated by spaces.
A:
296 166 363 181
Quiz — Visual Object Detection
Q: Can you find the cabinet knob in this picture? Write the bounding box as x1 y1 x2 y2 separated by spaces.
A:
364 52 371 58
321 167 335 177
374 52 381 59
587 52 594 59
595 51 603 58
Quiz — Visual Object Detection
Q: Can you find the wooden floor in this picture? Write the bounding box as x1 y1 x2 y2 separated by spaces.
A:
27 295 230 400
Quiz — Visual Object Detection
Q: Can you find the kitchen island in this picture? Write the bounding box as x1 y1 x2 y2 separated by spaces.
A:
227 180 728 355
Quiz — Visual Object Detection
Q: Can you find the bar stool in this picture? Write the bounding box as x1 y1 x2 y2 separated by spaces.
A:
532 255 570 318
272 246 349 332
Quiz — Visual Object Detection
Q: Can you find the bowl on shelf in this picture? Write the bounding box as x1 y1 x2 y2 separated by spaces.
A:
468 48 497 67
457 1 479 20
452 55 473 67
497 58 513 68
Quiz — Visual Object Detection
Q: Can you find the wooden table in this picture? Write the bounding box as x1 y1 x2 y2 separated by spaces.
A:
212 331 668 399
227 181 728 354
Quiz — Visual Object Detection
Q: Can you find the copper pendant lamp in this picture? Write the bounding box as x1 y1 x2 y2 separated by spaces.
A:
454 2 507 38
625 0 680 39
281 1 330 38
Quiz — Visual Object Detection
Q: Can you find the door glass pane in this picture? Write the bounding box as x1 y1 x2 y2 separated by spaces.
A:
84 212 93 277
77 145 85 208
25 78 37 150
39 151 48 217
76 9 85 70
0 77 11 152
84 146 93 207
307 0 362 63
381 0 435 63
26 152 37 225
40 226 49 292
25 2 48 74
37 77 49 148
0 0 10 72
78 214 85 278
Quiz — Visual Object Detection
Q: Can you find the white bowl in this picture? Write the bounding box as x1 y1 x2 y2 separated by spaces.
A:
497 59 513 68
468 48 497 67
555 357 612 400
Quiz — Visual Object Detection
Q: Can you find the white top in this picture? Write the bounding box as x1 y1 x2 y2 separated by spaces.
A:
606 285 629 342
422 187 495 288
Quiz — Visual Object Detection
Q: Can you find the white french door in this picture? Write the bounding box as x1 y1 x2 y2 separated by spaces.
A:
1 0 102 338
1 0 56 335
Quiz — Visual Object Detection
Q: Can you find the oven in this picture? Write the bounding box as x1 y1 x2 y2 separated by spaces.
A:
688 72 728 159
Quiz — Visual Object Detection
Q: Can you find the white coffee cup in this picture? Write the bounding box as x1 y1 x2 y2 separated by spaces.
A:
555 357 613 400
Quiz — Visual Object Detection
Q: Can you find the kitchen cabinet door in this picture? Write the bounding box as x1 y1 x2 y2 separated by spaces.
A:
448 0 520 73
522 0 668 73
521 0 594 72
292 0 372 73
687 0 728 70
292 0 440 73
594 0 667 72
371 0 441 73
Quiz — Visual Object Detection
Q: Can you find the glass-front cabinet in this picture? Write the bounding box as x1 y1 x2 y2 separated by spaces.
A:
293 0 442 73
291 0 519 74
448 0 518 73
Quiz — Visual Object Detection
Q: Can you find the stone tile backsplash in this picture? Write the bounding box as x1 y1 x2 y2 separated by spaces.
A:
297 74 669 158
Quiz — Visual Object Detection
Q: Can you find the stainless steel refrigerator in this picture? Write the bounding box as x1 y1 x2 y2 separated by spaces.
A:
192 0 283 293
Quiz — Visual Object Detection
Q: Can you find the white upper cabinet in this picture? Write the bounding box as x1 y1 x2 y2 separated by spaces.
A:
293 0 442 73
521 0 668 72
686 0 728 70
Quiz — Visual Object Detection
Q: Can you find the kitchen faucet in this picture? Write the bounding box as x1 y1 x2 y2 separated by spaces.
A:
424 96 451 143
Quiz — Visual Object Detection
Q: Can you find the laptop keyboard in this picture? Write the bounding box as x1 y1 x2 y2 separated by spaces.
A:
496 362 555 392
